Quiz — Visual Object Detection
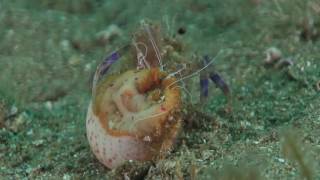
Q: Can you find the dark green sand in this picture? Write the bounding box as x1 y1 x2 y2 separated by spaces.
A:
0 0 319 179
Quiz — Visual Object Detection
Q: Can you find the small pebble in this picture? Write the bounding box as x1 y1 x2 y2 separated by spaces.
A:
10 105 18 116
9 112 27 132
84 63 92 72
27 129 33 136
60 40 71 51
276 157 286 163
264 47 282 65
63 174 71 180
68 55 82 66
143 136 152 142
45 101 53 111
32 139 44 146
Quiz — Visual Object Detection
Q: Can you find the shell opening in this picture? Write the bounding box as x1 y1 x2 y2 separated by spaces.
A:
93 68 180 138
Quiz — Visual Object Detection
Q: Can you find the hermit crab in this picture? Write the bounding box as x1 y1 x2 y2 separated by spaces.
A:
86 21 229 169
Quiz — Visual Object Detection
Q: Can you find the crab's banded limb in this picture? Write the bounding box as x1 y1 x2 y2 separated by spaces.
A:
92 52 119 95
209 72 230 96
92 45 130 95
99 52 120 76
201 54 230 97
200 74 209 102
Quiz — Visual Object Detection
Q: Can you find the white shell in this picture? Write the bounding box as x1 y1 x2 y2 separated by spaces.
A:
86 103 148 169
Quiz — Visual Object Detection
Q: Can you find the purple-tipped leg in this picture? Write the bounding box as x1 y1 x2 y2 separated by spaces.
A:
92 45 130 95
97 45 130 78
200 74 209 102
209 72 230 96
98 51 120 76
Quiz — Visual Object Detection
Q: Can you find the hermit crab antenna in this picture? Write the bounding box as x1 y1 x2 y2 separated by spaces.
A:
142 21 164 71
166 64 192 99
167 50 223 89
133 40 150 70
177 69 194 103
166 64 187 78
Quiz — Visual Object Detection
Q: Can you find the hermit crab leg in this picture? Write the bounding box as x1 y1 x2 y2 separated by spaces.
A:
200 73 209 102
200 55 230 103
209 72 230 96
92 45 129 95
202 55 230 96
200 56 211 101
99 52 120 76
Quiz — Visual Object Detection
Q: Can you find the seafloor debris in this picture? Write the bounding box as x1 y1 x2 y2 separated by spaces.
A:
108 161 152 180
264 47 293 69
264 47 282 65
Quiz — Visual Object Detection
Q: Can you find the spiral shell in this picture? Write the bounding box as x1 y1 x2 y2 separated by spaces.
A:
86 68 181 169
